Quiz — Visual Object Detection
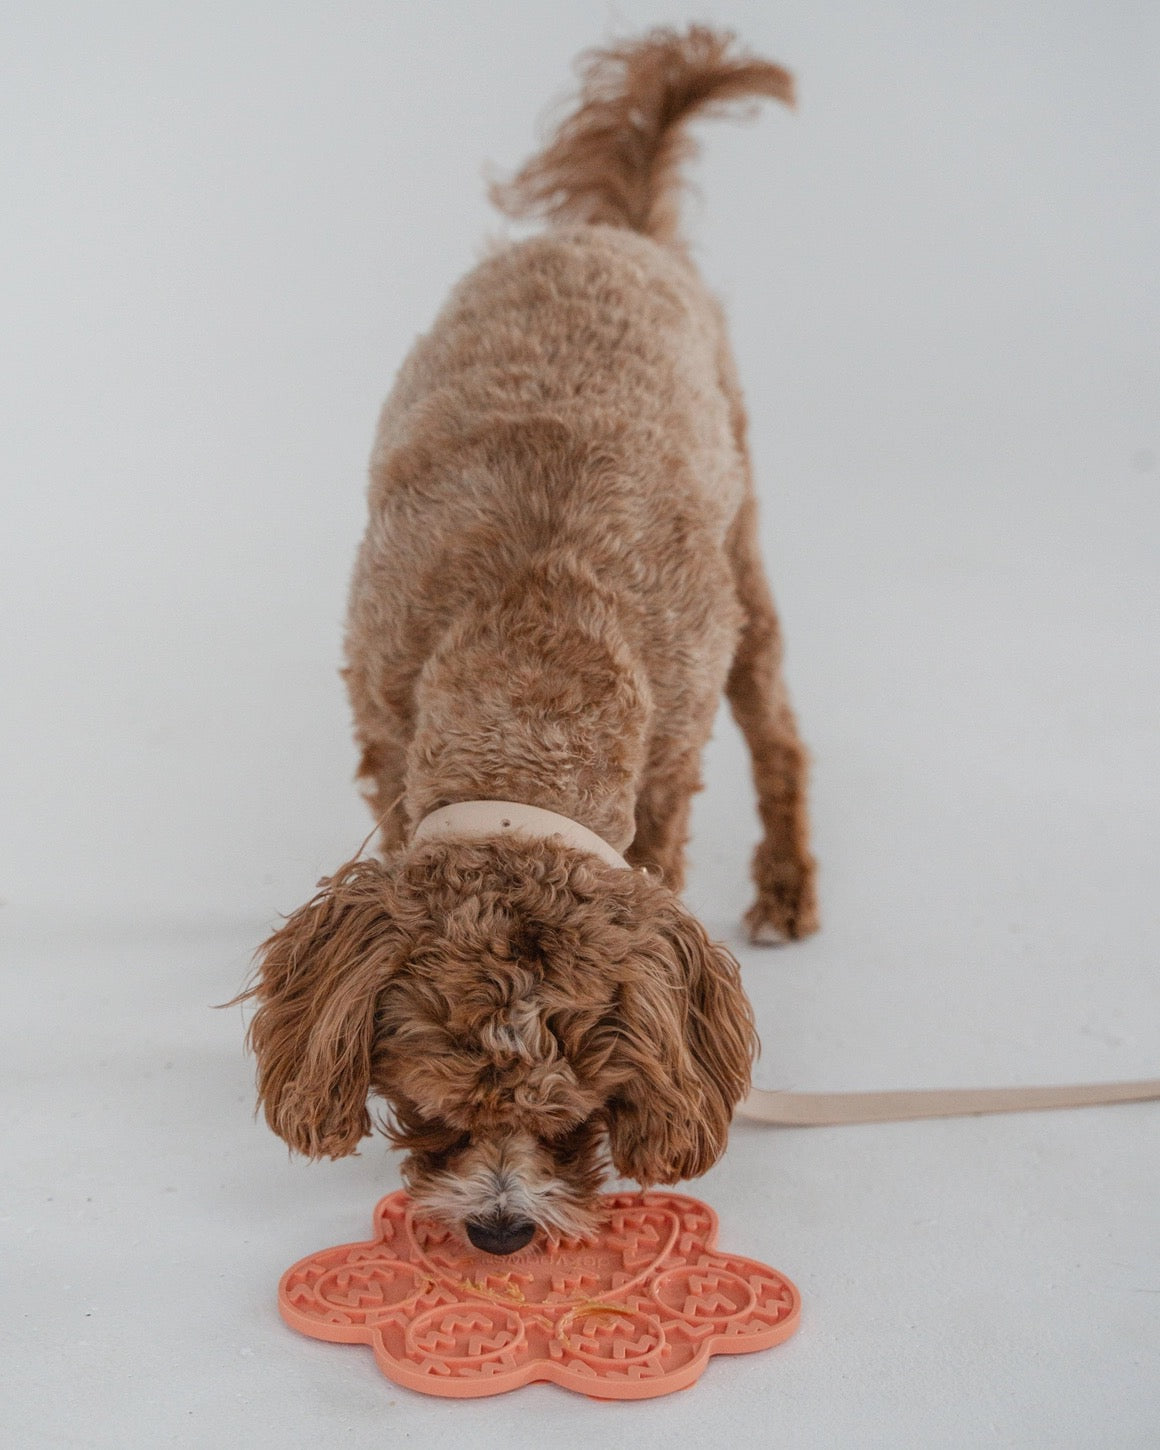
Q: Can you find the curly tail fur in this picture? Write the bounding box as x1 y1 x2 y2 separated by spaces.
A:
490 25 794 245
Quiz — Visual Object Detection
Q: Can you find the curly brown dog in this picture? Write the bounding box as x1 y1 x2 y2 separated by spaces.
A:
244 26 818 1256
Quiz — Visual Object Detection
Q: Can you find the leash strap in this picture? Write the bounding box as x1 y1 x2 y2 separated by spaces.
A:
736 1078 1160 1125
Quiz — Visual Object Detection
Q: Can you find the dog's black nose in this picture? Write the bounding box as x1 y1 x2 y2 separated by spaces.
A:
465 1216 536 1256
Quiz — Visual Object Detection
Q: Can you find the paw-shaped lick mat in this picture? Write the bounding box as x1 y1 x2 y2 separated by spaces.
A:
279 1190 800 1400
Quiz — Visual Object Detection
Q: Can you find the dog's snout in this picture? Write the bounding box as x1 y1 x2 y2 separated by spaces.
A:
465 1215 536 1256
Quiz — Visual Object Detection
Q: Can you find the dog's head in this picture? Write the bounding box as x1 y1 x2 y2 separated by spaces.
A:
245 836 755 1253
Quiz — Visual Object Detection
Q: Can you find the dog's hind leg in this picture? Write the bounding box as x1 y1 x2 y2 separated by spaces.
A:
723 488 819 944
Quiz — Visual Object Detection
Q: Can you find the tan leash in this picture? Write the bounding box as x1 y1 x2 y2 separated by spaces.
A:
737 1078 1160 1126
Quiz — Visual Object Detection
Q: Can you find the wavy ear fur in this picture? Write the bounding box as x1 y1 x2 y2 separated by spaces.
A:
242 857 405 1159
605 890 757 1186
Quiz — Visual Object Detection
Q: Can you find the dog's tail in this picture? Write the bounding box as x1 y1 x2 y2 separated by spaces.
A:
490 25 793 245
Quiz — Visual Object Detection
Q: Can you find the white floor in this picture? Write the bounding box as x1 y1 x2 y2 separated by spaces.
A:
3 3 1158 1447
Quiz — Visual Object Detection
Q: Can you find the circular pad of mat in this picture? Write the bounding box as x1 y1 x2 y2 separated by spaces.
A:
278 1190 800 1399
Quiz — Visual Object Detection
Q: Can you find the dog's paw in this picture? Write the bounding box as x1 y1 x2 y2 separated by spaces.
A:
743 880 819 947
748 915 791 946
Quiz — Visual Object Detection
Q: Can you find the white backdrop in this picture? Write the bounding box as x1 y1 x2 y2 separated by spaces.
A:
2 4 1158 1447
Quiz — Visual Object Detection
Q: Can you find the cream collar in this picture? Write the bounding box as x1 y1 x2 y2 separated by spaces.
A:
410 799 632 871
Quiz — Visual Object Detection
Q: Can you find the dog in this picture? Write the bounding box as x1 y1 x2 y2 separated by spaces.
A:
244 26 818 1257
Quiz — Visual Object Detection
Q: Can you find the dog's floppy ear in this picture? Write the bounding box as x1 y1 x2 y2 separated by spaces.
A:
605 890 757 1187
243 857 406 1159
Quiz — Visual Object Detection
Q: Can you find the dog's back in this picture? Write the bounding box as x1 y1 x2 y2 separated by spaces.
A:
371 224 738 571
